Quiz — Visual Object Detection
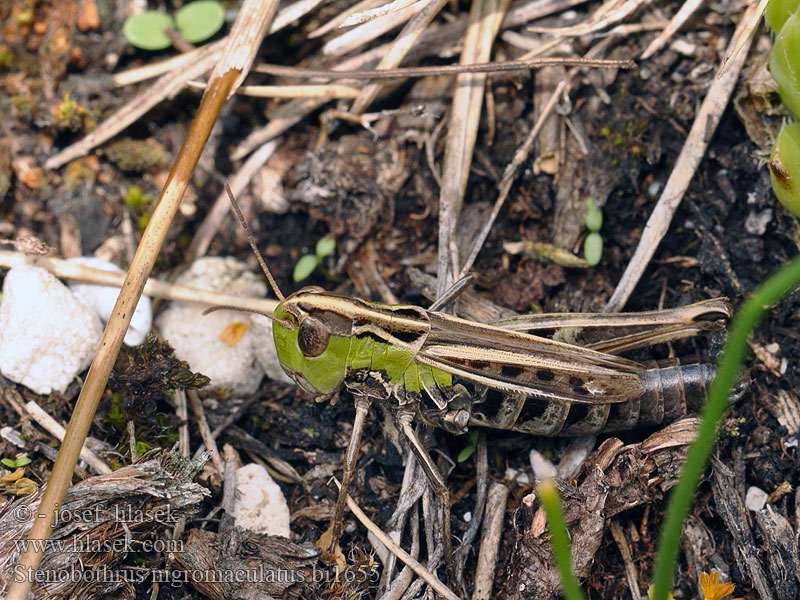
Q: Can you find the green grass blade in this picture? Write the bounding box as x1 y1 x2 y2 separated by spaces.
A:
650 253 800 600
538 479 586 600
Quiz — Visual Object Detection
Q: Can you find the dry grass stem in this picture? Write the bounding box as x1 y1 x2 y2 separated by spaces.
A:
44 41 224 169
719 0 769 77
23 401 112 475
256 57 634 80
640 0 704 59
113 39 227 87
343 0 428 26
472 483 509 600
235 83 362 98
233 2 627 163
609 519 642 600
528 0 649 37
322 1 426 57
459 78 566 278
48 0 317 169
187 390 225 477
436 0 511 298
338 482 460 600
604 3 759 312
349 0 449 115
174 389 191 458
0 250 279 314
309 0 385 38
187 139 281 261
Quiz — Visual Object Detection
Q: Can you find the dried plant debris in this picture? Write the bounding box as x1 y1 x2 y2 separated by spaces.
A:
711 450 800 600
173 523 319 600
109 334 210 412
289 135 409 243
506 418 699 600
0 450 209 600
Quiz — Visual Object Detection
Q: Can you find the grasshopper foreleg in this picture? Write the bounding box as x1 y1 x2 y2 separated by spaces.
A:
323 396 372 560
397 410 456 587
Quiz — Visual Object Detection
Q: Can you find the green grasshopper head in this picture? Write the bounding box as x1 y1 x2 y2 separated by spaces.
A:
272 287 353 399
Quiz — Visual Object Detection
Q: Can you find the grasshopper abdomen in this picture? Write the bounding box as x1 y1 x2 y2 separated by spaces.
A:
461 359 739 436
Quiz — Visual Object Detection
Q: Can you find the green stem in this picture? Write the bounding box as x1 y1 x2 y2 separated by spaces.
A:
539 479 586 600
650 253 800 600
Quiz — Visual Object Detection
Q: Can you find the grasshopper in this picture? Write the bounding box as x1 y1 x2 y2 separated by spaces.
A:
224 189 733 586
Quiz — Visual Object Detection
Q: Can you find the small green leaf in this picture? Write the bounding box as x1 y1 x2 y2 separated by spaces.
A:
293 254 319 282
457 431 479 462
15 457 31 467
457 445 475 463
122 12 175 51
175 0 225 44
583 233 603 267
1 458 16 468
316 236 336 258
584 199 603 232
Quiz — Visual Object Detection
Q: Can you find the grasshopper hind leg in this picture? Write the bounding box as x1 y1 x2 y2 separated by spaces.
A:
396 409 457 587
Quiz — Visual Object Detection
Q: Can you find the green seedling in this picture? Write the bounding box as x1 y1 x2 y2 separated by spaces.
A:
175 1 225 43
457 431 479 462
583 198 604 266
123 1 225 51
293 236 336 282
1 456 31 470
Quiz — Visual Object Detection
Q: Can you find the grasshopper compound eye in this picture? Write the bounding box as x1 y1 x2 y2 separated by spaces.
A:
297 317 330 357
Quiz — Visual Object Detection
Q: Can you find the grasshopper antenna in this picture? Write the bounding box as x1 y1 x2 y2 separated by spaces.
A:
225 183 285 302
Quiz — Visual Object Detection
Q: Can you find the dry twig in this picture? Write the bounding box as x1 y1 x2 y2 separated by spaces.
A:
23 401 111 475
337 480 460 600
604 3 759 312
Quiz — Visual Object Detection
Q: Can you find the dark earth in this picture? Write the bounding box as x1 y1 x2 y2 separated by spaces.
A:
1 0 799 599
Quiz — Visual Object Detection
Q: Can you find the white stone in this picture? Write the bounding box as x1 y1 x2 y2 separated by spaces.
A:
67 256 152 346
529 449 557 479
745 486 768 512
504 467 530 485
156 257 269 394
233 463 290 536
1 426 26 448
0 266 103 394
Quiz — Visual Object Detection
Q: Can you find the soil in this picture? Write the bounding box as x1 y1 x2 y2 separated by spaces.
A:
1 1 799 599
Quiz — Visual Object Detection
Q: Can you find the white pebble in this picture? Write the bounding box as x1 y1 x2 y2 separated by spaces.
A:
745 486 768 512
233 463 291 536
1 426 26 448
0 266 103 394
529 449 557 479
67 256 152 346
505 467 530 485
744 209 773 236
647 181 662 197
156 257 269 394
